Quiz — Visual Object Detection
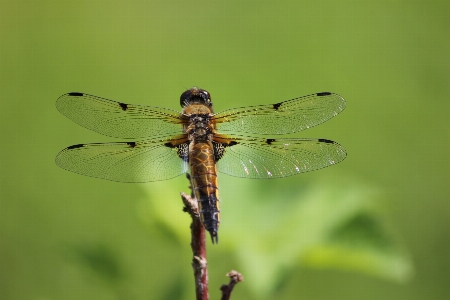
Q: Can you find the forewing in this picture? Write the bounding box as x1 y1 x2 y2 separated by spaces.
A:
216 135 346 178
214 92 345 135
56 93 183 138
55 136 188 182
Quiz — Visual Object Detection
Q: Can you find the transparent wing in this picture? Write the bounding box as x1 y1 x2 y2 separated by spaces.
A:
216 135 346 178
56 93 184 139
55 136 188 182
214 92 345 135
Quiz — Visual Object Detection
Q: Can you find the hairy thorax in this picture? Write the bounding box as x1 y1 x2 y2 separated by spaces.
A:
182 104 216 142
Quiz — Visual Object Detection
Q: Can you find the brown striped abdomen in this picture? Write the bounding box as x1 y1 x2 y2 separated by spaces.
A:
189 141 220 243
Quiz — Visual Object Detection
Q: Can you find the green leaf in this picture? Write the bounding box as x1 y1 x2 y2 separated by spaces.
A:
302 212 413 282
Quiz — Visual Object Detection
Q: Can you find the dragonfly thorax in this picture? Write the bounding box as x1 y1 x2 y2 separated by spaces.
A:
186 114 214 142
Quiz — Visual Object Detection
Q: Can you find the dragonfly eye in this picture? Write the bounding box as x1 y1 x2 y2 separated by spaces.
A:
180 87 212 107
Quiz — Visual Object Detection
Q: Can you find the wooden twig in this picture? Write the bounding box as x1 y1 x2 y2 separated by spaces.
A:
220 270 244 300
181 173 209 300
182 174 243 300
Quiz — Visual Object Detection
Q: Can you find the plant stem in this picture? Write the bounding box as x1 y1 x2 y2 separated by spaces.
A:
181 191 209 300
182 174 243 300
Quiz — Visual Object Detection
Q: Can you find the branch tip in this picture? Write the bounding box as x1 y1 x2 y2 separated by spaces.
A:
226 270 244 283
220 270 243 300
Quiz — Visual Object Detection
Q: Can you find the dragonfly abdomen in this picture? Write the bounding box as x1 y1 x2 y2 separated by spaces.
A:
189 141 220 243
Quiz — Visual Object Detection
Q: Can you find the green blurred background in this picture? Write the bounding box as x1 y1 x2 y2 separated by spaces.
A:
1 1 449 299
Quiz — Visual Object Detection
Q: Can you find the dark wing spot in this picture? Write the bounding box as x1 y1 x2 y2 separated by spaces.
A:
318 138 334 144
214 140 238 161
266 139 276 145
68 92 83 96
317 92 331 96
119 102 128 111
176 143 189 162
165 142 188 161
213 142 225 161
127 142 137 148
67 144 84 150
272 102 282 110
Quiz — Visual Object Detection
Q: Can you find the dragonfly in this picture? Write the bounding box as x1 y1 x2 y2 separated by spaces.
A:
55 87 347 243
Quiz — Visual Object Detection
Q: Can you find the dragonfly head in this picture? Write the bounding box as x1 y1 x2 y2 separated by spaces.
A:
180 87 212 108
